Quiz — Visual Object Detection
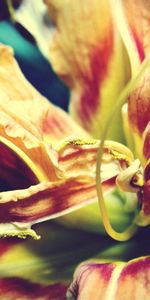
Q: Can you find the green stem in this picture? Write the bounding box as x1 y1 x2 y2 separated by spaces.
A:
96 57 150 241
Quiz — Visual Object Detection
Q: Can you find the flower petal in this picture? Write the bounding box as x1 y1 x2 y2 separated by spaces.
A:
0 43 89 182
67 257 150 300
112 0 145 71
0 44 88 146
0 138 134 237
44 0 128 141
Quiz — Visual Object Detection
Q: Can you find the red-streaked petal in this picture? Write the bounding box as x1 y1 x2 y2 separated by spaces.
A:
44 0 128 142
116 257 150 299
0 278 68 300
57 139 133 181
0 46 89 183
67 257 150 300
0 139 133 237
0 178 114 223
0 44 88 146
67 262 115 300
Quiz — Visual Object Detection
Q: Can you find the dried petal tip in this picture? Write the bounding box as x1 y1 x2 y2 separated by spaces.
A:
67 257 150 300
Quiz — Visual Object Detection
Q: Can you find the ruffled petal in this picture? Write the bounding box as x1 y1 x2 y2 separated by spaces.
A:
67 257 150 300
0 138 134 238
44 0 129 142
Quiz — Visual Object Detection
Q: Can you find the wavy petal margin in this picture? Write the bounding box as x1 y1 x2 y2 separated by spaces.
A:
44 0 128 142
67 257 150 300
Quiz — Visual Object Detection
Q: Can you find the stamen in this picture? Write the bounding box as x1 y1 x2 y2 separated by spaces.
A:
96 57 150 241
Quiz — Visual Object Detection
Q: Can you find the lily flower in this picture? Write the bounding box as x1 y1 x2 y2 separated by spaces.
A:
1 0 150 241
6 0 137 235
37 0 150 297
23 0 150 296
40 0 150 239
1 0 150 298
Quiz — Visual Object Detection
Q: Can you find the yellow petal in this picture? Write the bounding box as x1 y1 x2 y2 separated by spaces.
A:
45 0 129 142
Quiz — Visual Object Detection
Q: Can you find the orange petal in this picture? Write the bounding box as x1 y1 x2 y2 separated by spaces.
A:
67 257 150 300
44 0 128 142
